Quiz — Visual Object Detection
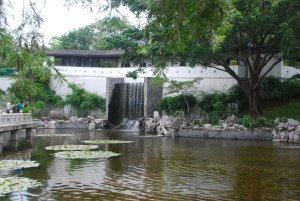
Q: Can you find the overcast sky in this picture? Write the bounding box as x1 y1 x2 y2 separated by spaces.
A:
8 0 138 44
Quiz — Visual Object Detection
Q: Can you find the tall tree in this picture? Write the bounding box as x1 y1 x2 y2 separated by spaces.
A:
49 17 132 50
104 0 300 117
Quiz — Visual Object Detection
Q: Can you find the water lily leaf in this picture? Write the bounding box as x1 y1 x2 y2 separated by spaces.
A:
35 134 73 137
53 151 121 159
45 145 98 151
0 177 42 197
0 160 39 170
82 140 134 144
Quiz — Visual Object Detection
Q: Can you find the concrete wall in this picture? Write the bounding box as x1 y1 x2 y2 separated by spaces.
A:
144 78 163 118
0 77 14 92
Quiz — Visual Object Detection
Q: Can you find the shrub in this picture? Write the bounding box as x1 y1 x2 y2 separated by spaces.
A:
160 94 196 116
239 115 253 128
198 91 237 120
65 84 106 116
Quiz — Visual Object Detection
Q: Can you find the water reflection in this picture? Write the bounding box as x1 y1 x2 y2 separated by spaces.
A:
0 129 299 200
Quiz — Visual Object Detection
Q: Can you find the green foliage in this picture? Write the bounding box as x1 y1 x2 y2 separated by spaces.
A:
239 115 253 128
263 99 300 120
49 17 132 50
260 76 300 101
65 84 106 113
198 91 237 120
160 95 196 115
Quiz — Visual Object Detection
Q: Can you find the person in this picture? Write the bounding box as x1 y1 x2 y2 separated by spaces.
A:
6 102 12 113
17 100 24 113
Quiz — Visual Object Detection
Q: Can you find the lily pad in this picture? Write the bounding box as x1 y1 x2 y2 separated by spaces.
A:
53 151 121 159
35 134 73 137
45 145 98 151
82 140 134 144
0 160 39 170
0 177 41 197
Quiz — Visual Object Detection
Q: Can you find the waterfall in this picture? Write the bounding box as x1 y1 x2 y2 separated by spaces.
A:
108 82 144 130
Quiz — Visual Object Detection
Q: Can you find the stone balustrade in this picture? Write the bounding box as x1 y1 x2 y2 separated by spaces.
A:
0 113 33 125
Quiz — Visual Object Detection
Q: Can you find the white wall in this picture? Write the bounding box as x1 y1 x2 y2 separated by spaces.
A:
50 66 239 98
0 77 14 92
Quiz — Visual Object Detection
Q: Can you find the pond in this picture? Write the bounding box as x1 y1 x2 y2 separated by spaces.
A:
0 129 300 200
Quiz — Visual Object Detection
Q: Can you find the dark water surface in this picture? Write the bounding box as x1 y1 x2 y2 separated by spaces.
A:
0 129 300 201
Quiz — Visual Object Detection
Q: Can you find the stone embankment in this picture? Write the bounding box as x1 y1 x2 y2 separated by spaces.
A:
141 112 300 144
37 116 108 130
272 118 300 143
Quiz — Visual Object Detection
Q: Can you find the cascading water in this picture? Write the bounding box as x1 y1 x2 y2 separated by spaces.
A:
108 82 144 131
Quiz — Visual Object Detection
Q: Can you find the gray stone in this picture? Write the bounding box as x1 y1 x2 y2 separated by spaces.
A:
222 123 228 129
287 118 300 126
278 123 285 131
274 117 280 124
204 124 212 129
87 116 95 123
153 111 160 122
88 122 96 130
225 115 239 127
294 133 300 143
289 131 295 143
69 116 78 123
287 125 295 132
280 131 289 142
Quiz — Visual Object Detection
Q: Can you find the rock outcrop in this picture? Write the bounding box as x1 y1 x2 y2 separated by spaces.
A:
272 118 300 144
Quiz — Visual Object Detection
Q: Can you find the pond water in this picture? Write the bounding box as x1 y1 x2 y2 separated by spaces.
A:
0 129 300 201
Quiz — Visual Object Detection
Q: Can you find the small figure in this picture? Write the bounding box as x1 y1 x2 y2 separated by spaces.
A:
6 102 12 113
17 100 24 113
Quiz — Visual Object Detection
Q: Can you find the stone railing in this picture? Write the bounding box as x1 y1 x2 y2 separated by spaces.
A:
0 113 33 125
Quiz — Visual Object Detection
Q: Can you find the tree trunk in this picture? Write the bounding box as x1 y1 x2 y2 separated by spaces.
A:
183 96 191 122
241 82 263 117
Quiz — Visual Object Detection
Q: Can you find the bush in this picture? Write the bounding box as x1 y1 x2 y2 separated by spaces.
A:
160 95 196 116
65 84 106 115
198 91 237 120
239 115 253 128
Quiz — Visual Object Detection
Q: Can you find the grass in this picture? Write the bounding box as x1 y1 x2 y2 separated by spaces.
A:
262 98 300 120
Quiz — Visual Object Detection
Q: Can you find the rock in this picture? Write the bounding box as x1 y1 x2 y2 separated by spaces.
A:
193 125 200 129
204 124 212 129
88 122 96 130
222 123 228 129
289 131 295 143
280 131 289 142
153 111 160 122
87 116 95 123
272 128 280 140
287 118 300 126
278 123 285 131
294 133 300 144
225 115 239 127
274 117 280 124
93 119 108 129
69 116 78 123
287 125 296 132
77 118 88 123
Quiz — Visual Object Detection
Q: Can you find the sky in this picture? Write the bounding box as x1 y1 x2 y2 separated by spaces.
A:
7 0 139 44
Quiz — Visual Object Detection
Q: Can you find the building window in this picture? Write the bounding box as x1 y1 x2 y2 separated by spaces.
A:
121 61 130 67
179 61 186 66
140 62 146 67
99 58 118 67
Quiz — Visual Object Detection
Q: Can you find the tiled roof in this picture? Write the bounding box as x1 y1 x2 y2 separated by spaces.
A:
46 49 124 57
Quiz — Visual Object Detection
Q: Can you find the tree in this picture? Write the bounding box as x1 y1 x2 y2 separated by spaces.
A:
49 17 132 50
148 0 300 117
164 78 201 121
94 0 299 117
0 0 65 105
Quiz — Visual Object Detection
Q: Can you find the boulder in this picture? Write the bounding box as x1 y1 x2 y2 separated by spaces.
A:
93 119 108 129
88 122 96 130
204 124 212 129
153 111 160 122
287 118 300 126
69 116 78 123
50 111 67 120
294 133 300 144
289 131 295 143
87 116 95 123
225 115 239 127
280 131 289 142
77 117 88 123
